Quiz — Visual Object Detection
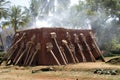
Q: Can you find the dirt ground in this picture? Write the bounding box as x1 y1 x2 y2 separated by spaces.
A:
0 62 120 80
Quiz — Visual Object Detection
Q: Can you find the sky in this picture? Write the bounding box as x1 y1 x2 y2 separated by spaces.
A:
8 0 79 8
8 0 30 8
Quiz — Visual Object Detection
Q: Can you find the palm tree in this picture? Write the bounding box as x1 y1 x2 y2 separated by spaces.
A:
0 0 10 19
2 6 30 33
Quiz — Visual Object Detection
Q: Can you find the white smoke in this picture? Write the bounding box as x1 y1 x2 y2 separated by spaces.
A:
27 0 92 30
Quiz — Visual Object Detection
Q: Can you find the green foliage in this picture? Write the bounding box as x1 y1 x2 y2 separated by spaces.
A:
0 51 6 60
0 0 10 19
2 6 30 32
29 0 70 18
86 9 95 15
103 38 120 54
30 0 41 18
116 69 120 74
85 0 120 24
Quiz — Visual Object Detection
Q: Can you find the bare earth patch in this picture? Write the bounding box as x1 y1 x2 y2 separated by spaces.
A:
0 62 120 80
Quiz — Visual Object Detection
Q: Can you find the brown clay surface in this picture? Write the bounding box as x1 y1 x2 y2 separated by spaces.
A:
10 28 102 66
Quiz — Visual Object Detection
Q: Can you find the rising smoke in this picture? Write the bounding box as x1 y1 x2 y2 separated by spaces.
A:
25 0 120 52
27 0 92 29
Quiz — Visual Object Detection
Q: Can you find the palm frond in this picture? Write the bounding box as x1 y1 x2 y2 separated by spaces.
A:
1 21 10 28
3 5 31 32
0 0 9 19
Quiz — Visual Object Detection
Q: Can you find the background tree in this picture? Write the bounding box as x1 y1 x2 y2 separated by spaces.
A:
29 0 70 18
85 0 120 54
2 6 30 33
0 0 9 19
0 0 10 50
29 0 70 27
30 0 41 19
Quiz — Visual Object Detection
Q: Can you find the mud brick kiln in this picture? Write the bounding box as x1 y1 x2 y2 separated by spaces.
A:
1 28 105 66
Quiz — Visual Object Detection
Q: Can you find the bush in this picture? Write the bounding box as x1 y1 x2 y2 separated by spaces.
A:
102 38 120 54
0 51 6 60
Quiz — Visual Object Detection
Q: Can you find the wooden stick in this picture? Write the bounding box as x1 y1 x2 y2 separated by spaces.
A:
50 32 67 65
7 33 26 53
28 43 41 66
80 33 96 62
23 43 33 66
89 32 105 62
74 33 86 62
69 44 79 63
13 42 24 64
62 40 76 63
15 41 31 65
46 42 61 65
60 46 68 64
25 48 34 65
66 32 79 63
6 44 18 65
23 35 35 66
0 33 26 65
77 44 87 62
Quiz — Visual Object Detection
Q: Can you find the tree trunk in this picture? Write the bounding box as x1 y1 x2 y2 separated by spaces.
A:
0 34 4 51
